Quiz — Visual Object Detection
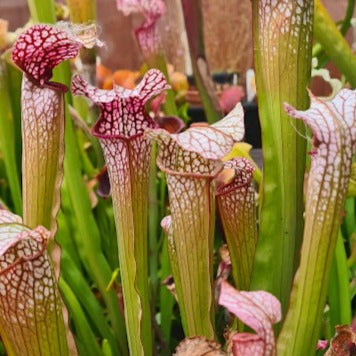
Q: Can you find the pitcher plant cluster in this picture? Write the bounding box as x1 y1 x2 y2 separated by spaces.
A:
0 0 355 355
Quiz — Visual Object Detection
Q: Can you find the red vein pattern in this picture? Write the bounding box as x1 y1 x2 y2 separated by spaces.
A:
0 211 68 355
73 69 169 138
219 280 281 356
176 105 244 160
251 0 313 315
72 69 169 356
0 210 22 224
278 89 356 356
21 77 64 238
116 0 165 58
12 24 82 90
12 23 84 234
216 158 257 291
149 104 244 338
9 24 85 356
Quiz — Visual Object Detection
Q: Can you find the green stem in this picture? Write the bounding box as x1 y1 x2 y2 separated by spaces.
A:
6 64 22 178
158 179 174 349
149 143 159 295
95 200 119 271
314 0 356 87
59 279 104 356
145 55 176 310
60 251 119 355
56 209 82 269
102 340 113 356
27 0 56 23
250 0 312 315
313 0 355 65
64 111 128 355
66 0 96 23
145 53 176 301
159 238 174 350
342 197 355 242
327 232 351 333
216 161 257 291
0 61 22 214
276 90 355 356
340 0 355 36
21 75 65 237
163 179 216 339
145 55 176 317
106 138 153 356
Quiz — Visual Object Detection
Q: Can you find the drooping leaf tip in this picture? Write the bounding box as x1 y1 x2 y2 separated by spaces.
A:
12 23 101 90
12 24 82 89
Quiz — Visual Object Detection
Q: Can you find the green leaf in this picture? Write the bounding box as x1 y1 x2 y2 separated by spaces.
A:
59 279 103 356
21 76 65 237
328 232 351 332
216 158 257 291
0 212 69 355
60 251 119 355
151 106 244 338
28 0 56 23
0 61 22 214
277 89 356 355
314 0 356 88
250 0 313 315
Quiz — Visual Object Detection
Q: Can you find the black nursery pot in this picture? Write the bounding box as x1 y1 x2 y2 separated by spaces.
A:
187 106 206 123
211 72 236 85
242 101 261 148
187 102 262 149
